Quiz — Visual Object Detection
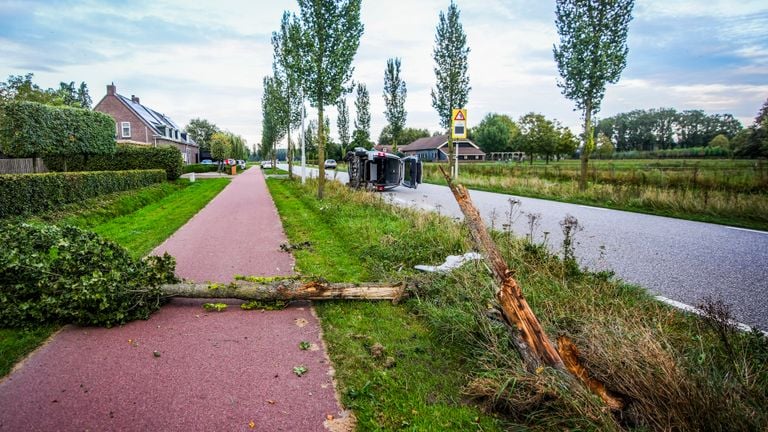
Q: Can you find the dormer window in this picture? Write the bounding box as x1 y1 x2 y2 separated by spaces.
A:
121 122 131 138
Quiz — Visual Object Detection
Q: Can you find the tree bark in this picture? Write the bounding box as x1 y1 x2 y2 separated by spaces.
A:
438 166 564 370
161 280 406 302
317 104 325 199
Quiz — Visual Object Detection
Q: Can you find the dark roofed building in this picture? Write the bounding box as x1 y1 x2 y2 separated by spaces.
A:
399 134 485 162
94 83 199 164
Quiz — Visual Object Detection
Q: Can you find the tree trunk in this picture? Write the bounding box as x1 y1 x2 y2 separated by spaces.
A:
580 107 593 191
287 90 294 180
439 166 626 411
317 104 325 199
439 166 564 370
161 280 406 302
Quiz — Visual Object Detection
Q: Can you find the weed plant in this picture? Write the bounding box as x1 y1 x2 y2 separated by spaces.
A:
269 177 768 431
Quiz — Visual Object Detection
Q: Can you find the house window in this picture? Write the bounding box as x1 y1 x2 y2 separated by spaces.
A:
121 122 131 138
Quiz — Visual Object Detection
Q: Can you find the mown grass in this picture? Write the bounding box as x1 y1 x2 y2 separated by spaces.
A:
267 177 768 430
423 160 768 230
1 178 230 379
268 178 505 430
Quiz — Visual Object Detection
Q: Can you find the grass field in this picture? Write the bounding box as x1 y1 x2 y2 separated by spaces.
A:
267 177 768 430
423 159 768 230
0 178 230 378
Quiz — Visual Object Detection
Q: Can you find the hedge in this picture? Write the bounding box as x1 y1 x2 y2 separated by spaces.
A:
45 144 183 180
0 170 166 218
612 146 731 159
0 101 115 158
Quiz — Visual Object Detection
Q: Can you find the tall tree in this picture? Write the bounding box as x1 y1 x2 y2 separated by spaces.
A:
272 11 304 179
383 58 407 151
378 126 429 147
185 118 219 153
431 1 470 177
76 82 92 109
554 0 634 189
352 82 370 147
210 132 233 162
336 97 350 155
261 75 289 166
297 0 364 199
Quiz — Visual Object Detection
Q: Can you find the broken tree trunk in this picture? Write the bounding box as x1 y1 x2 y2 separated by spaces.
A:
161 280 406 302
439 166 564 370
438 166 625 411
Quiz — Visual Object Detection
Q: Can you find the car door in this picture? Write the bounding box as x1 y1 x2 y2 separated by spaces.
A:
400 156 422 189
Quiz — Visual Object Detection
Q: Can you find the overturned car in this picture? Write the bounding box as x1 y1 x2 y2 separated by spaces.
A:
345 147 423 191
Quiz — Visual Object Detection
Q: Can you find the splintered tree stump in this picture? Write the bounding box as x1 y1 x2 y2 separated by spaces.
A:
161 280 406 302
439 166 624 412
439 166 564 370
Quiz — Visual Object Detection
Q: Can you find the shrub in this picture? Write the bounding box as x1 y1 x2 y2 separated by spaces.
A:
0 222 177 327
0 101 115 158
183 163 219 174
0 170 166 218
45 144 183 180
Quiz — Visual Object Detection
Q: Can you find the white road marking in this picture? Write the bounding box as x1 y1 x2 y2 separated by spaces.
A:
655 295 767 336
578 205 610 211
726 226 768 235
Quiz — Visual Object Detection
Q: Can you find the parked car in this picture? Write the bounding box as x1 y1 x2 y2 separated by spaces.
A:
324 159 337 170
260 160 275 169
345 147 422 191
200 159 214 165
237 159 246 169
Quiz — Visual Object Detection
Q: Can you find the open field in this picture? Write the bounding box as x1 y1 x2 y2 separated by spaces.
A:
267 176 768 430
423 159 768 230
0 178 230 378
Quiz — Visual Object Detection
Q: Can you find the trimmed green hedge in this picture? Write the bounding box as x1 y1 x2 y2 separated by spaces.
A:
0 170 166 218
0 101 115 158
183 163 220 173
45 144 183 180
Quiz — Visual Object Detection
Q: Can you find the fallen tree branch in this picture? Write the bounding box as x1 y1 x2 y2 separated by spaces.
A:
161 280 406 302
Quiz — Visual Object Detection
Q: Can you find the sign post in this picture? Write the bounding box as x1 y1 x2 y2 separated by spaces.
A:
451 109 467 178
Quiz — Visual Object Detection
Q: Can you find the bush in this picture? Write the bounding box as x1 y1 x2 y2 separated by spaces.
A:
45 144 183 180
0 222 177 327
0 101 115 158
183 163 219 174
0 170 166 218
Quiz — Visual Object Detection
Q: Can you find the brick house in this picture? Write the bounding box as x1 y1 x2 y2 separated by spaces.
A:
398 134 485 161
94 83 199 163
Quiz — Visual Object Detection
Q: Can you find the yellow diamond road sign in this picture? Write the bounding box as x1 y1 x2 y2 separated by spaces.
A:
451 108 467 139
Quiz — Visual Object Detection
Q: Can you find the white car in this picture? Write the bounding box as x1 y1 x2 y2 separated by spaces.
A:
324 159 337 170
260 160 275 169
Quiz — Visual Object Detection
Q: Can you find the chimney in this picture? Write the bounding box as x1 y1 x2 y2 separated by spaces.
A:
106 83 116 95
131 95 140 104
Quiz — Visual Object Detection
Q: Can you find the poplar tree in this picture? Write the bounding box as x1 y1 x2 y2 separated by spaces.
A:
383 58 407 151
272 11 304 179
336 97 350 155
431 1 470 177
352 83 370 147
297 0 363 199
554 0 634 190
261 75 288 167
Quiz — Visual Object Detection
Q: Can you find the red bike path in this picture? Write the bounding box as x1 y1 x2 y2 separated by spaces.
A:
0 168 349 431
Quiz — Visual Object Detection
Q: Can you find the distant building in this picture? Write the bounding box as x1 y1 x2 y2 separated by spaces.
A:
94 83 199 163
399 134 485 161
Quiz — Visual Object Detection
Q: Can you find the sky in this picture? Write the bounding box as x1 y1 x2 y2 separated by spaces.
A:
1 0 767 150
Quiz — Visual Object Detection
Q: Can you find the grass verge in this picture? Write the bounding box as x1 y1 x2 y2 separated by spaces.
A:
267 177 768 430
1 178 230 378
422 161 768 231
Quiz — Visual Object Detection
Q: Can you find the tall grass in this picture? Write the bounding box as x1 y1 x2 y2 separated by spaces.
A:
271 177 768 430
424 161 768 230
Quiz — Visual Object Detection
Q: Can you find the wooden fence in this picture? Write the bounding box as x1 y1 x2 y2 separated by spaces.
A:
0 158 48 174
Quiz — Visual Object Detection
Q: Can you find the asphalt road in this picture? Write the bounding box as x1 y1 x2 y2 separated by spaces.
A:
281 164 768 330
